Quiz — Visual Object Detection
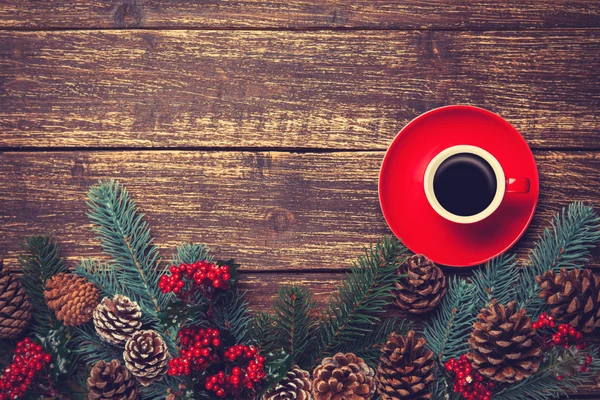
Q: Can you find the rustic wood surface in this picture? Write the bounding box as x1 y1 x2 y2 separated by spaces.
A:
1 30 600 150
1 1 600 29
0 1 599 397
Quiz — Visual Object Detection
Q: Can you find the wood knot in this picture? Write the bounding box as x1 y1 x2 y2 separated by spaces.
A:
114 2 143 28
265 207 296 232
71 160 86 185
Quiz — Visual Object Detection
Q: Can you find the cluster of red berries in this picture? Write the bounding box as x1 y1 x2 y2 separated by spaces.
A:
168 327 221 376
205 346 266 398
159 261 231 296
0 338 52 400
533 313 587 350
444 355 494 400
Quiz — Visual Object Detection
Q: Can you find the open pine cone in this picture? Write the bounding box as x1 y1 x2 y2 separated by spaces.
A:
94 295 143 346
0 259 32 339
87 359 139 400
312 353 374 400
467 300 542 383
393 255 446 314
123 330 170 386
263 365 313 400
44 273 100 326
375 330 435 400
537 268 600 333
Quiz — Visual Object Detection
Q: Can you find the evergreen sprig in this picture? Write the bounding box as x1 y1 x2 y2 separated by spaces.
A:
423 277 477 363
517 202 600 313
471 253 519 314
173 243 212 265
310 236 407 369
250 312 278 355
18 235 69 336
350 318 411 368
272 284 318 369
83 179 169 317
213 288 253 343
494 346 600 400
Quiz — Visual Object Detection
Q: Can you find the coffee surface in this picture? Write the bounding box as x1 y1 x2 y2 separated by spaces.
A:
433 153 497 217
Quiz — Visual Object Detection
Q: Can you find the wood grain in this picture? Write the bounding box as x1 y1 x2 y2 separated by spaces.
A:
1 1 600 30
1 30 600 150
0 150 598 270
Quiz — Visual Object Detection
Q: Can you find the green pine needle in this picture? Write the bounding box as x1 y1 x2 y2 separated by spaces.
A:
494 346 600 400
310 236 407 369
272 284 318 368
213 289 253 343
250 311 278 355
517 202 600 314
471 253 519 313
350 318 412 368
423 277 477 363
84 179 169 316
172 243 212 265
18 235 69 336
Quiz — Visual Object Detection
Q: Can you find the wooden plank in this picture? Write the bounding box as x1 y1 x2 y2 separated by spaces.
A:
0 1 600 30
0 150 598 271
1 30 600 150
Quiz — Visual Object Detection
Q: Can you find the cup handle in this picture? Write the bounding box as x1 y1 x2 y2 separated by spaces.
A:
506 178 530 194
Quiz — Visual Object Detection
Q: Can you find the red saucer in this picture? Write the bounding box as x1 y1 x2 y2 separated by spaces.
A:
379 105 539 267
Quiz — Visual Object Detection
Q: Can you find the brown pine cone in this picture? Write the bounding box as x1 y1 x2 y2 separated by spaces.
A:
123 330 170 386
87 359 139 400
537 268 600 333
375 331 435 400
263 365 313 400
0 259 32 339
312 353 374 400
44 273 100 327
467 300 542 383
94 295 143 346
393 255 446 314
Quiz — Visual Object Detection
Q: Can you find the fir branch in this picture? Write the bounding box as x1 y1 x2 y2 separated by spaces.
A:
213 289 253 343
172 243 212 265
471 253 519 313
70 325 123 365
18 235 69 336
310 236 407 369
494 346 600 400
517 202 600 314
423 277 477 363
350 318 412 368
250 311 278 355
85 180 169 316
272 284 318 368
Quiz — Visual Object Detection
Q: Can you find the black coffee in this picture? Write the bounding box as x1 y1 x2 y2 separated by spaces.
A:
433 153 497 217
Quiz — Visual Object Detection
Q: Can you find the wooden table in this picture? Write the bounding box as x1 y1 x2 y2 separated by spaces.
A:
1 1 599 397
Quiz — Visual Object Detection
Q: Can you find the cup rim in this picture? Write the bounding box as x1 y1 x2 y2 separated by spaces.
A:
423 145 506 224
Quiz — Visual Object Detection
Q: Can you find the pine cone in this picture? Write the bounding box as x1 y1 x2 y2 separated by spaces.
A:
312 352 374 400
44 273 100 327
0 259 32 339
87 359 139 400
467 300 542 383
393 255 446 314
537 268 600 333
94 295 143 346
263 365 313 400
375 331 435 400
123 330 170 386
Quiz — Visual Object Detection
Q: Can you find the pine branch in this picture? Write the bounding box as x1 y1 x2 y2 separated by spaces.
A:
250 311 279 355
272 284 318 368
350 318 412 368
71 325 124 365
310 236 407 369
517 202 600 314
172 243 212 265
423 277 477 363
494 346 600 400
18 235 69 336
471 253 519 314
213 289 253 343
84 180 169 317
